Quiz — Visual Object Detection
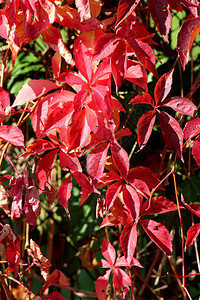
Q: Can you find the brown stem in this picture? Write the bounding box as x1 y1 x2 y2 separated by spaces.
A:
134 270 162 300
147 169 174 210
128 266 135 300
138 248 160 297
172 172 186 293
0 274 13 300
168 257 187 299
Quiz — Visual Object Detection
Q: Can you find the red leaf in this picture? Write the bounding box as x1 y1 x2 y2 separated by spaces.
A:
185 223 200 250
130 93 154 107
183 118 200 140
58 71 86 85
101 238 116 266
115 128 132 139
181 0 199 16
124 60 148 91
0 183 10 216
0 224 21 277
100 212 120 228
59 151 82 172
140 196 178 216
129 178 150 199
39 270 69 296
158 110 183 160
110 42 126 91
192 135 200 166
52 52 61 78
42 26 75 65
128 39 157 78
137 110 156 149
120 222 137 263
24 179 41 226
128 166 163 190
106 182 122 209
148 0 171 41
31 90 75 138
36 149 58 193
57 175 72 218
139 219 172 256
29 239 51 280
111 197 133 226
21 0 56 39
43 101 74 135
168 0 183 11
110 140 129 179
0 87 10 108
123 184 140 221
181 194 200 217
22 139 57 157
95 276 108 300
73 171 100 205
68 109 91 150
154 69 174 105
73 171 94 192
93 34 121 61
113 268 131 296
42 291 66 300
75 0 91 22
13 80 58 107
115 0 141 27
0 125 25 148
161 97 196 116
87 143 109 178
74 41 92 82
177 16 200 70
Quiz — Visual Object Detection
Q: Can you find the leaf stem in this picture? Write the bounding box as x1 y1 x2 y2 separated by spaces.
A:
172 172 186 289
128 266 135 300
147 169 174 210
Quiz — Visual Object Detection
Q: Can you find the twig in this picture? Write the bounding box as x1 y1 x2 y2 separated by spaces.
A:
167 257 187 299
0 274 13 300
138 248 160 297
134 269 162 300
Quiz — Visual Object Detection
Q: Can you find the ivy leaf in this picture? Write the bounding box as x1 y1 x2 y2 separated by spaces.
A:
183 118 200 140
39 269 69 296
120 222 137 263
192 136 200 166
139 219 172 256
13 80 58 107
158 110 183 160
177 16 200 70
148 0 171 41
0 224 21 277
87 143 109 178
137 110 156 149
57 175 72 218
115 0 141 27
185 223 200 250
154 69 174 105
75 0 91 22
110 140 129 179
0 125 25 148
42 26 75 65
161 97 196 117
